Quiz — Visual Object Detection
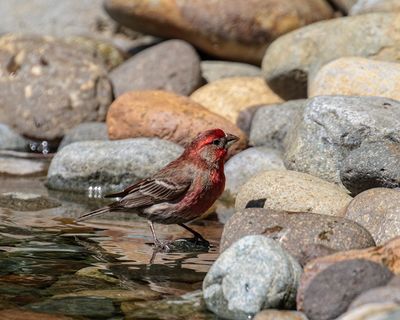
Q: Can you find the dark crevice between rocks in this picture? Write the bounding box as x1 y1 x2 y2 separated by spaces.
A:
245 198 266 208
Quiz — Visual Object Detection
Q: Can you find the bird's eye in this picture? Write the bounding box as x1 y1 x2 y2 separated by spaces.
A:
212 139 220 146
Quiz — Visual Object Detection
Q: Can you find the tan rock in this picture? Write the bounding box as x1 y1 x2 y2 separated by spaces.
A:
235 170 352 216
104 0 333 64
106 90 247 154
351 0 400 15
190 77 283 124
309 57 400 100
254 309 308 320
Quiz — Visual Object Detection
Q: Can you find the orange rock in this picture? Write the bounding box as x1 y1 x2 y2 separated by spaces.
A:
297 236 400 310
106 90 247 154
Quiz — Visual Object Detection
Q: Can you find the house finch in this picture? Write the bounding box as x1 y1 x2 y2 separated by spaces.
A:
77 128 239 250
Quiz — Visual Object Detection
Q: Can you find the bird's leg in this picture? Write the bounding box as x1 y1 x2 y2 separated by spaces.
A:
178 223 209 245
147 221 171 251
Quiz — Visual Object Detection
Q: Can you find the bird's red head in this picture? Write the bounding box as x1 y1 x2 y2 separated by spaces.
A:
184 129 239 165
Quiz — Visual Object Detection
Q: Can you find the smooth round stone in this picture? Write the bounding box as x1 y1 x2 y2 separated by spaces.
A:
224 147 285 198
340 141 400 194
350 0 400 15
249 100 306 151
221 209 375 263
0 34 112 140
46 138 183 193
104 0 333 64
254 310 309 320
235 170 352 217
201 61 262 83
349 284 400 310
0 123 26 150
0 192 61 211
106 90 247 155
299 259 393 320
283 96 400 188
344 188 400 245
0 157 46 176
337 303 400 320
190 77 283 124
262 13 400 99
58 122 108 150
203 235 302 320
310 57 400 101
110 40 202 97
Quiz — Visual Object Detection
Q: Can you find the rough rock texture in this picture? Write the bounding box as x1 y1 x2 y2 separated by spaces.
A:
0 123 26 150
298 259 393 320
262 13 400 99
254 310 309 320
224 147 285 198
351 0 400 15
249 100 306 150
340 141 400 194
104 0 333 64
203 235 302 320
201 61 262 83
284 96 400 188
58 122 109 150
0 34 112 140
47 138 183 193
221 209 375 263
109 40 202 97
337 304 400 320
309 57 400 101
235 170 352 216
190 77 283 124
106 90 247 155
344 188 400 245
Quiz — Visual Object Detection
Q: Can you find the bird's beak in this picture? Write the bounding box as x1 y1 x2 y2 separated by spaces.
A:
225 133 239 149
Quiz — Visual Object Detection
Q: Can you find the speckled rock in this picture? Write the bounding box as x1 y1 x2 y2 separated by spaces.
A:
106 90 247 155
201 61 262 83
254 310 309 320
262 13 400 99
203 235 302 320
190 77 283 125
105 0 333 64
59 122 108 150
284 96 400 187
298 259 393 320
0 123 26 150
337 303 400 320
109 40 202 97
249 100 306 151
221 209 375 263
47 138 183 193
340 141 400 194
309 58 400 101
0 192 60 211
343 188 400 245
235 170 352 216
224 147 285 198
0 34 112 140
350 0 400 15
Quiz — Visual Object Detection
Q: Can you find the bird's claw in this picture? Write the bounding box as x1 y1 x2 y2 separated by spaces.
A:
153 240 173 252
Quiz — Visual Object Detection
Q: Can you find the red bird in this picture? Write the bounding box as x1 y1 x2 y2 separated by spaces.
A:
77 129 239 250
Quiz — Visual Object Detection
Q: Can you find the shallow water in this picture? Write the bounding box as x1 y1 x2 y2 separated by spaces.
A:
0 166 224 319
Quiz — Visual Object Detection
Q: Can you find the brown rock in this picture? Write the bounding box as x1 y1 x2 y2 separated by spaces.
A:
220 209 375 263
190 77 283 124
104 0 333 64
309 57 400 101
106 90 247 154
343 188 400 245
0 309 74 320
254 309 309 320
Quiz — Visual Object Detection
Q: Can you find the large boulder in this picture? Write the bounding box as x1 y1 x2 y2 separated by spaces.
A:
350 0 400 15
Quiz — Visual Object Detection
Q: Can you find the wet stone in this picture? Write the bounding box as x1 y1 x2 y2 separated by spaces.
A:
0 157 47 176
75 267 119 284
0 192 61 211
0 309 75 320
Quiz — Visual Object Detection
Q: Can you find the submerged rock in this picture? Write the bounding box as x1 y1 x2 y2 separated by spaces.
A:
0 192 61 211
0 157 47 176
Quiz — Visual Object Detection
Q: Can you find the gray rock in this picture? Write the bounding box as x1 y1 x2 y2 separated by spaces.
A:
0 34 112 140
224 147 285 198
300 259 394 320
340 140 400 194
344 188 400 245
201 61 262 83
0 192 61 211
262 13 400 99
0 123 26 150
337 304 400 320
203 235 302 320
349 285 400 310
0 157 47 176
350 0 400 15
59 122 108 150
284 96 400 188
109 40 202 97
220 209 375 264
249 100 306 150
47 138 183 193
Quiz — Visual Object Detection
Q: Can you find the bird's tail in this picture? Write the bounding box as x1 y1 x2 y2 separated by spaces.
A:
76 205 112 222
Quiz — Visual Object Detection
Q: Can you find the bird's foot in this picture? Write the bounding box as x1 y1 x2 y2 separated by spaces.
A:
153 239 173 252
